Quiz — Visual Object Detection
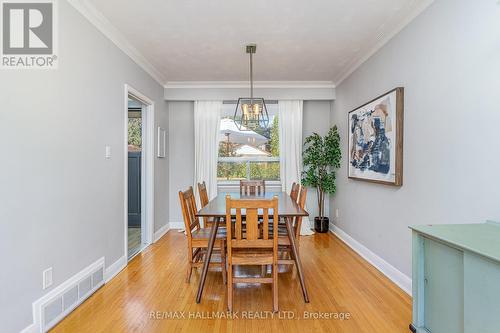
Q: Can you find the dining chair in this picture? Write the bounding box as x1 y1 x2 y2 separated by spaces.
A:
239 180 265 196
225 195 279 312
292 185 308 242
272 185 308 267
290 182 300 202
179 186 226 284
197 181 219 228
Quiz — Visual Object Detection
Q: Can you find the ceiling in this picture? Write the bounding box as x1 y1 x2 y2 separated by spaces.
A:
85 0 433 85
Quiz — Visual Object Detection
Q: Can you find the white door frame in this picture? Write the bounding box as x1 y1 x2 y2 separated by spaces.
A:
124 84 155 260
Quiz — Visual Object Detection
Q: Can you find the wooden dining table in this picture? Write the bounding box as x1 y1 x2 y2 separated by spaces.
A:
195 191 310 304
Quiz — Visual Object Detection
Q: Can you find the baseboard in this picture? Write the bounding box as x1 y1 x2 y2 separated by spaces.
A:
169 221 184 230
28 257 105 333
330 224 412 295
104 256 127 283
153 223 170 242
21 256 128 333
20 323 37 333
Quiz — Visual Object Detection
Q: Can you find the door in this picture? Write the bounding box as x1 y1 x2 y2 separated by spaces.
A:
128 151 141 227
127 97 144 259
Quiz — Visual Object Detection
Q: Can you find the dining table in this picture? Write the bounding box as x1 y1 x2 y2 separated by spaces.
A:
195 191 310 304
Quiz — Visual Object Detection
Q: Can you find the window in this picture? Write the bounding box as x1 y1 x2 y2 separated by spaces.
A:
217 102 280 183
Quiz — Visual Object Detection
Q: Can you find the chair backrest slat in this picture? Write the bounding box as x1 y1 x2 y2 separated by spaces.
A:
240 180 266 196
246 208 258 240
235 209 242 240
262 209 269 240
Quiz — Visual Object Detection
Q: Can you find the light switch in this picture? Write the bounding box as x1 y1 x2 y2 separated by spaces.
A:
43 267 53 289
105 145 111 159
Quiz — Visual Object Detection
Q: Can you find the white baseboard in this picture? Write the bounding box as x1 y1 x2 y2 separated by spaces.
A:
169 221 184 229
153 223 170 242
104 256 127 283
27 257 105 333
20 323 36 333
21 256 128 333
330 224 412 295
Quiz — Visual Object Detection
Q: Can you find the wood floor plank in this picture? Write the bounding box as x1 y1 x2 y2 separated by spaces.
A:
51 231 411 333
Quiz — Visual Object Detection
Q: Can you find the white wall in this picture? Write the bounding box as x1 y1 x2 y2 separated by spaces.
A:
0 2 168 332
168 101 195 225
330 0 500 278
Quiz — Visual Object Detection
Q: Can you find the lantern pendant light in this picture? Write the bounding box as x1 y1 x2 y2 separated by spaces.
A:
233 44 269 131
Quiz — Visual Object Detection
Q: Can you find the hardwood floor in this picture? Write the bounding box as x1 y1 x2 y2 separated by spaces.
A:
52 231 411 333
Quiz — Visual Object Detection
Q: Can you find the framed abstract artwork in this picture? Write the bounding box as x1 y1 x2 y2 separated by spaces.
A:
348 87 404 186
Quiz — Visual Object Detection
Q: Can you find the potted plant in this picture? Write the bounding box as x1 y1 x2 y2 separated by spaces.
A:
302 125 341 233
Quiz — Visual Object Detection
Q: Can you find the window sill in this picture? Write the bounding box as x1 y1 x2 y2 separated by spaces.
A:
217 181 282 188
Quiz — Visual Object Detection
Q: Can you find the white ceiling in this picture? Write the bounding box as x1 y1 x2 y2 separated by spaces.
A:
84 0 433 85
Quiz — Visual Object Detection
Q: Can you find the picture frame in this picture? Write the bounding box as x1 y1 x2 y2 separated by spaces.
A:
157 127 166 158
348 87 404 186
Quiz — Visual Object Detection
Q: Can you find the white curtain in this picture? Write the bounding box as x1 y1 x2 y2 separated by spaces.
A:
278 100 314 235
194 101 222 204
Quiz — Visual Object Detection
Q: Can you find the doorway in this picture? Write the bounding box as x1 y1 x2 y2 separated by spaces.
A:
125 85 155 261
127 97 143 258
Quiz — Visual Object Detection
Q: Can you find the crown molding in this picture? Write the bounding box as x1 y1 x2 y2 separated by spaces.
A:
164 81 336 89
333 0 436 86
67 0 166 85
164 81 336 100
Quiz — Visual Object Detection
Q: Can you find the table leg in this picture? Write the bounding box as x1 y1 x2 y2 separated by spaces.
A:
285 217 309 303
196 216 220 303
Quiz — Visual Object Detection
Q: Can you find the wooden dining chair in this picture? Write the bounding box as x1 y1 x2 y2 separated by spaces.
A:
273 185 308 267
225 195 279 312
290 182 300 203
197 181 220 228
239 180 265 196
292 185 308 242
179 186 226 284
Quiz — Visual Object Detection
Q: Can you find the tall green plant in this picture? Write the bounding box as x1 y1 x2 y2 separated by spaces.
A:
301 125 341 219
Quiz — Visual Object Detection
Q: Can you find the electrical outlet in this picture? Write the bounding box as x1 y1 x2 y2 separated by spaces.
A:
335 208 340 219
43 267 53 289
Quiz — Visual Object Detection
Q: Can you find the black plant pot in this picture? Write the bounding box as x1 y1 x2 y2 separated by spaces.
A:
314 217 329 233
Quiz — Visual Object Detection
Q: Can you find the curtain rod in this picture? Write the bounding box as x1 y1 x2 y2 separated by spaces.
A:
223 100 278 105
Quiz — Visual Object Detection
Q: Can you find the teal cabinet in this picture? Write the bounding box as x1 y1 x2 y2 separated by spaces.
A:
410 222 500 333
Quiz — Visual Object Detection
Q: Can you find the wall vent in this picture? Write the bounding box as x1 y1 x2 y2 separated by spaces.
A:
62 286 78 311
37 258 105 332
78 276 92 299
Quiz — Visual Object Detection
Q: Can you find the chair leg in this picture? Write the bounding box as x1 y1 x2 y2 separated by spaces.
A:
227 263 233 312
272 263 278 312
186 263 193 283
221 243 227 285
186 247 195 283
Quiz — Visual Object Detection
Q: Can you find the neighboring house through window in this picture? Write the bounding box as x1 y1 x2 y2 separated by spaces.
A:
217 102 280 184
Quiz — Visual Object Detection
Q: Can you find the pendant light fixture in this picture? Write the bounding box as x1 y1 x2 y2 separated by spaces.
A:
233 44 269 131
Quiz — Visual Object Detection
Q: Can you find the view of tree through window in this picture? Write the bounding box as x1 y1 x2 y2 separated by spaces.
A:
218 103 280 181
128 106 142 152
